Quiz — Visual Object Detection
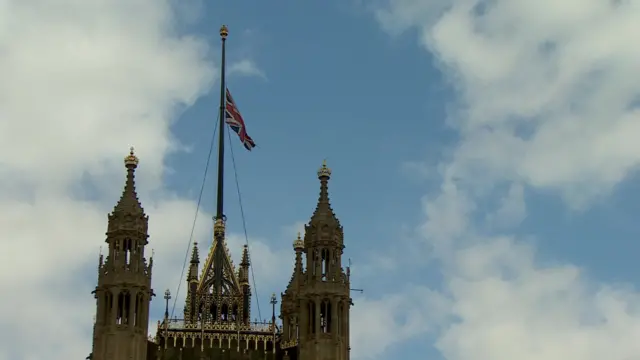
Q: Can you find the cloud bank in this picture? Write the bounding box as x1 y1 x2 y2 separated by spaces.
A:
0 1 264 359
369 0 640 359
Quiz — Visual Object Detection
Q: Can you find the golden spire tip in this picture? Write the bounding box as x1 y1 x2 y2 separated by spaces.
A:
124 146 139 167
220 25 229 39
317 159 331 178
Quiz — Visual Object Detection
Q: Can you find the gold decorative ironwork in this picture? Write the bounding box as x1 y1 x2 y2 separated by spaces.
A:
156 317 277 354
213 217 225 235
220 25 228 39
196 236 241 293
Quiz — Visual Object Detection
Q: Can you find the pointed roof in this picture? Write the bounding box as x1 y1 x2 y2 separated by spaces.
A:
238 244 250 285
197 233 241 294
284 233 304 294
240 244 250 267
190 242 200 264
187 242 200 281
308 160 340 226
112 147 145 216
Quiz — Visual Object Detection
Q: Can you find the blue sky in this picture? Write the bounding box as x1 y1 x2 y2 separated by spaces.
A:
2 1 640 359
166 0 640 358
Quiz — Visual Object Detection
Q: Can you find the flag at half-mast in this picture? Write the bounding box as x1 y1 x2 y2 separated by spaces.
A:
225 88 256 151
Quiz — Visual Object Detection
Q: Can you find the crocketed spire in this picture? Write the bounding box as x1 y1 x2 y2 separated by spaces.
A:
238 245 250 285
285 232 304 293
309 160 339 226
190 242 200 264
112 147 145 216
187 242 199 281
240 244 250 267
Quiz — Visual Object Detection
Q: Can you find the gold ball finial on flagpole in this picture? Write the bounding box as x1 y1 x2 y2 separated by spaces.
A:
220 25 229 39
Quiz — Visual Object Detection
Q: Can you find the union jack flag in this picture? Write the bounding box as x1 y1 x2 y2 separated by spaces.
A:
225 88 256 151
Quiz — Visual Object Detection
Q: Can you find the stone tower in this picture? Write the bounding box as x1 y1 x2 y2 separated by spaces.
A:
280 161 351 360
91 148 154 360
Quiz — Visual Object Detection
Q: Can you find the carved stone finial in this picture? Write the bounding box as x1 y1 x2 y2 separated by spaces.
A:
317 159 331 179
124 146 139 167
293 232 304 251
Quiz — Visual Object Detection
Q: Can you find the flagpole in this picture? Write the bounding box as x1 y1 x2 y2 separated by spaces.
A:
216 25 228 220
213 24 229 298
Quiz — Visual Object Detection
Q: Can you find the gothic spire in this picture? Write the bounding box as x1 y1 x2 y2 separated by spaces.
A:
309 160 339 226
240 244 250 267
238 244 250 285
112 147 144 216
190 242 200 264
285 232 304 292
187 242 199 281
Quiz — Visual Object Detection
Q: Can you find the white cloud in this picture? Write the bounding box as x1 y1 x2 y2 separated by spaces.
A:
0 1 264 359
281 221 307 239
371 0 640 359
485 183 526 230
350 286 450 360
229 59 267 80
378 0 640 207
225 233 293 298
440 237 640 360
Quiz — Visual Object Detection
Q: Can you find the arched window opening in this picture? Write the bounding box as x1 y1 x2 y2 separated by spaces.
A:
124 292 131 324
221 303 229 321
210 303 218 323
308 301 316 334
116 292 124 325
140 295 145 325
231 304 238 322
103 292 112 324
287 316 293 338
338 302 343 335
123 238 133 265
198 302 205 322
133 293 139 326
321 249 330 281
132 239 139 270
320 300 331 333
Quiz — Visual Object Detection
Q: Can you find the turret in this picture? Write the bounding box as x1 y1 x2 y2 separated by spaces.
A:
238 244 251 324
184 242 200 323
284 161 351 360
280 233 305 350
91 148 154 360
